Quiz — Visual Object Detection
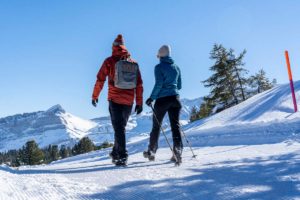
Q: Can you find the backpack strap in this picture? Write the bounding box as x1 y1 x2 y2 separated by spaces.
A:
108 58 116 86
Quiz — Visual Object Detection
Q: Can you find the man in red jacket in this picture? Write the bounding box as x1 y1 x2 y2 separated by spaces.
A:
92 34 143 166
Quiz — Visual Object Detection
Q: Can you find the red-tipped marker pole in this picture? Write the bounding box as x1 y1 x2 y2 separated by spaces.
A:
285 50 298 112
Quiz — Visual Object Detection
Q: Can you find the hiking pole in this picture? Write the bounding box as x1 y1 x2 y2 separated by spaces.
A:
180 124 197 158
150 104 179 165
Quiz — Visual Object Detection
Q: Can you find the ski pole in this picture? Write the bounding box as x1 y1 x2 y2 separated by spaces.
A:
150 104 179 164
180 123 197 158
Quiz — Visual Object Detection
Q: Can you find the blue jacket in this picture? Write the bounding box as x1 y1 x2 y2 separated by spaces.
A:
150 56 182 100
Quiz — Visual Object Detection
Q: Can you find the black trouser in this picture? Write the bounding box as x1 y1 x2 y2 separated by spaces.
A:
109 101 132 159
149 95 183 153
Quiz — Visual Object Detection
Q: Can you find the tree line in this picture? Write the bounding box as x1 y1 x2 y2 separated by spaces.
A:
0 137 113 167
190 44 276 122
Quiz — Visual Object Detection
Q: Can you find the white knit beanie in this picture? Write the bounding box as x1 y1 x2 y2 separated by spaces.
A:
157 45 171 58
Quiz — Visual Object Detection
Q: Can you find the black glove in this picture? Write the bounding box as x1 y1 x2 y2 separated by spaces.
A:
146 98 153 107
135 105 143 115
92 99 98 107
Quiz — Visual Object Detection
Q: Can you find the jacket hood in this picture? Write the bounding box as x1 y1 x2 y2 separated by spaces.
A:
160 56 174 64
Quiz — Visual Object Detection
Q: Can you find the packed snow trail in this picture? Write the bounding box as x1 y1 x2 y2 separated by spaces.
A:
2 82 300 199
1 142 300 200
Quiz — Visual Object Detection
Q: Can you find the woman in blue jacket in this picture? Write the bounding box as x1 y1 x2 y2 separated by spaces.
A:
144 45 183 164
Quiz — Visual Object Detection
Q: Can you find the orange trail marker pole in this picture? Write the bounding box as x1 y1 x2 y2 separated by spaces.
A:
285 50 298 112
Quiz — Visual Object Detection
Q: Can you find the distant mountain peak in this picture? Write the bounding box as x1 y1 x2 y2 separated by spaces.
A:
46 104 65 114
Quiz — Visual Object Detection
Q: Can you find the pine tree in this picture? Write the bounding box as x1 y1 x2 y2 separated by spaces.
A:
59 145 69 159
67 146 73 157
98 141 113 149
43 145 52 163
198 98 214 119
19 146 28 165
15 150 22 167
248 69 273 95
0 150 20 167
72 143 79 155
78 137 95 154
22 140 44 165
104 141 113 148
203 44 248 113
10 150 21 167
50 145 60 161
189 106 199 122
0 152 3 164
204 44 237 107
226 49 248 101
72 137 95 155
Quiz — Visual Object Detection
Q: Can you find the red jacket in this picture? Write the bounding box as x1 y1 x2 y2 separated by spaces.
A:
92 46 143 106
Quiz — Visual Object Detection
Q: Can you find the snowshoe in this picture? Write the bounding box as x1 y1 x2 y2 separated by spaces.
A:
115 158 127 167
143 150 155 161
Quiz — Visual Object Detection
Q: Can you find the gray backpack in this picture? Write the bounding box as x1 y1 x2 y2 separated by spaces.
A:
114 60 139 89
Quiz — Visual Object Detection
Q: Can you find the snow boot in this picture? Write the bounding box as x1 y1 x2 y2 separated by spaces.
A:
115 157 127 167
173 147 182 166
170 154 182 165
109 152 119 164
143 150 155 161
170 155 176 162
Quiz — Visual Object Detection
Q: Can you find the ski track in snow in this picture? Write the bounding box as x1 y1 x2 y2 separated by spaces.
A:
1 142 300 200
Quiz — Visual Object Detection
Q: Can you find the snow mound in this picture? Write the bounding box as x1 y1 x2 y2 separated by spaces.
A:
188 81 300 130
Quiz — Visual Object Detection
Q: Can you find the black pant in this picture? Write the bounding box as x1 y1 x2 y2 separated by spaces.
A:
109 101 132 159
149 95 183 153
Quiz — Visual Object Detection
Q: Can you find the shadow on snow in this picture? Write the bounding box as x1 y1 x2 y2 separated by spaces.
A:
80 153 300 200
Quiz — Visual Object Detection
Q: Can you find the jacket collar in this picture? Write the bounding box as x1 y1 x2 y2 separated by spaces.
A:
160 56 174 64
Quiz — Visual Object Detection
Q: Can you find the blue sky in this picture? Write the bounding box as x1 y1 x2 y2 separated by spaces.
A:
0 0 300 119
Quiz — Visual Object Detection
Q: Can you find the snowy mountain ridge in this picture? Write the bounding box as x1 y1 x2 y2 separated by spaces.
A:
0 104 98 152
0 97 202 152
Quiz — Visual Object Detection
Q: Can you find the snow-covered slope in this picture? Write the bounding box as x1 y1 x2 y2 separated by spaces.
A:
1 82 300 199
179 81 300 147
0 105 98 151
190 82 300 129
0 98 202 152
